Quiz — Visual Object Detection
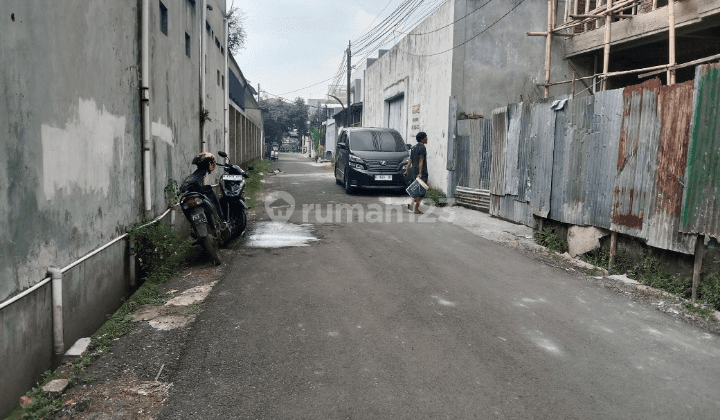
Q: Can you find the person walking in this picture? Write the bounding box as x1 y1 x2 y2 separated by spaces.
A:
407 131 429 214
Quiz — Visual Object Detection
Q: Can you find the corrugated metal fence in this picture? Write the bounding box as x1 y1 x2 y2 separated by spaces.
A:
453 63 720 254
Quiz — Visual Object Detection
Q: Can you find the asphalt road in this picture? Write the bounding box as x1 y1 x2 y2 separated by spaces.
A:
158 153 720 419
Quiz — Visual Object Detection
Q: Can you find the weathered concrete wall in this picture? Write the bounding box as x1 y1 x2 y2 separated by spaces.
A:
450 0 570 119
0 0 228 416
0 1 141 414
363 0 454 193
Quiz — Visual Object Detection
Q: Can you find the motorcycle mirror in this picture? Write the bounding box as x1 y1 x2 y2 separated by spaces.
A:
248 165 255 171
218 151 228 158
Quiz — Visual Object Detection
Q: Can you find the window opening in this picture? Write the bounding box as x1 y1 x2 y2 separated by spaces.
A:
159 1 168 35
185 33 191 57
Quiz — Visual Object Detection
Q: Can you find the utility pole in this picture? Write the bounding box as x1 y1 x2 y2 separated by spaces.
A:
346 41 351 128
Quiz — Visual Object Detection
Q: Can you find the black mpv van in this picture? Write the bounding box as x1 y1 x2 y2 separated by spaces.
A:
334 127 411 194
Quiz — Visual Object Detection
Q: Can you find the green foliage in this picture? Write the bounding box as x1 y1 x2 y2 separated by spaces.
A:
13 371 63 420
699 272 720 310
258 97 309 143
225 7 247 55
13 220 191 419
682 301 713 321
311 127 324 150
638 258 690 298
581 248 636 276
244 158 270 210
128 221 189 279
423 188 448 207
535 228 567 253
164 179 179 205
199 107 211 125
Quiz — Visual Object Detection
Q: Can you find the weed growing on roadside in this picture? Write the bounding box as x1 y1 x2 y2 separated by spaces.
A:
535 228 567 253
682 301 714 321
128 221 189 279
699 272 720 310
244 158 270 210
423 188 448 207
638 258 690 299
580 247 639 276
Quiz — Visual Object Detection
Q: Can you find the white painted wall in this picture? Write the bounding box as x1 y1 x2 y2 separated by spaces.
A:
325 119 337 158
363 0 454 193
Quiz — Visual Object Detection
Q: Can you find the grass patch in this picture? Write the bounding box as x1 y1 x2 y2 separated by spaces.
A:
637 258 690 299
581 248 636 276
244 158 270 210
423 188 448 207
699 272 720 311
535 228 567 253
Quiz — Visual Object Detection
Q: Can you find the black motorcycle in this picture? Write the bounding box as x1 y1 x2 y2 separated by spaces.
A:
178 151 252 264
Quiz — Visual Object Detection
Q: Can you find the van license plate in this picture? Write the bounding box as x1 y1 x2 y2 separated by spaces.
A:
375 175 392 181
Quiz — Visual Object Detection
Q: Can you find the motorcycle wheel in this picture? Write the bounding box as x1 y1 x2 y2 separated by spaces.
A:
228 206 247 239
202 234 222 265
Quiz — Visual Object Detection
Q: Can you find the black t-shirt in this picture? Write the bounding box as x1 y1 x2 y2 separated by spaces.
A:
410 143 428 179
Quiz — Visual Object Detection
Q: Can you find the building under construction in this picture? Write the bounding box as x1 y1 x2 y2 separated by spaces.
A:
537 0 720 94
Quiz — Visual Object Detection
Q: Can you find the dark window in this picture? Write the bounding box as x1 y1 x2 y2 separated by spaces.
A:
185 33 191 57
222 75 225 90
350 131 405 152
206 21 211 32
221 46 224 56
159 1 168 35
217 70 221 86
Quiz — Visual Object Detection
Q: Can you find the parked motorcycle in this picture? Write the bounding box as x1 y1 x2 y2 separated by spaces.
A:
178 151 252 264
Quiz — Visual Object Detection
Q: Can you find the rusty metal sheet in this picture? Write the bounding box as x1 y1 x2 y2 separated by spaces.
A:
490 107 507 196
646 80 697 254
681 63 720 239
611 79 662 238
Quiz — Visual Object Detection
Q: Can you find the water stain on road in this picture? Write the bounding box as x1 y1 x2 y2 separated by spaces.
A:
245 221 318 248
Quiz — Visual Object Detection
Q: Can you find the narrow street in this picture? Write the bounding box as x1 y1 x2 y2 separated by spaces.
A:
157 153 720 419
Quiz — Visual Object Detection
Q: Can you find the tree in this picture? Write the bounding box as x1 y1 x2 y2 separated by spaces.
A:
226 6 246 55
258 97 309 145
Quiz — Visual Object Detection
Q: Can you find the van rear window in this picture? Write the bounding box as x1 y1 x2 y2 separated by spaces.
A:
350 131 405 152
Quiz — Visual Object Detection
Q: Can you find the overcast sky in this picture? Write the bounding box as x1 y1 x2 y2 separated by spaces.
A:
231 0 440 102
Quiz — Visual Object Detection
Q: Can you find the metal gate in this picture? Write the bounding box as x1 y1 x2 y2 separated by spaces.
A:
454 118 492 211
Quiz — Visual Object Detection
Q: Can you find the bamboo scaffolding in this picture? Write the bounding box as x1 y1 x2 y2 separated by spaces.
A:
569 13 633 18
638 53 720 78
527 31 574 37
537 74 595 86
544 0 553 98
601 0 613 90
584 0 591 32
553 0 637 32
668 0 676 85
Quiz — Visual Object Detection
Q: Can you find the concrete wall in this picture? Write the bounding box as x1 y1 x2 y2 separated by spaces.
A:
363 0 455 193
0 0 229 416
450 0 570 118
